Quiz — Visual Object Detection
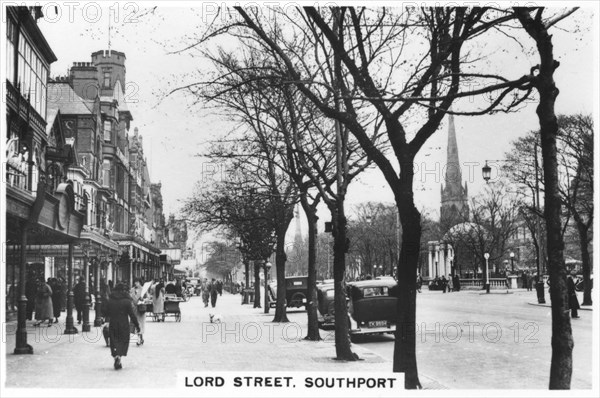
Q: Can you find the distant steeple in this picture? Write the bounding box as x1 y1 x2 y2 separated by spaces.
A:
294 204 302 243
440 113 469 229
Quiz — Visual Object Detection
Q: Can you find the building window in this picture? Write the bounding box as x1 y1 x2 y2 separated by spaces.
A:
103 72 111 88
16 33 48 118
6 17 16 84
102 160 111 187
103 120 111 142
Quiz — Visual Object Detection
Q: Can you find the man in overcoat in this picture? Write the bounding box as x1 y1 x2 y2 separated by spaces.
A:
567 271 581 319
106 283 140 370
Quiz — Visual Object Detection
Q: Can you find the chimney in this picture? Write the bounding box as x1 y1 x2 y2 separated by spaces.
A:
70 62 98 101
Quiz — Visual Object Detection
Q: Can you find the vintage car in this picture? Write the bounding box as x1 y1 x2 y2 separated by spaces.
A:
185 278 202 296
269 276 309 310
346 279 398 337
317 278 398 336
316 281 335 328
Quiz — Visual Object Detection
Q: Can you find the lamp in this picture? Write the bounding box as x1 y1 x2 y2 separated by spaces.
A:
482 161 492 183
510 251 515 273
484 252 490 293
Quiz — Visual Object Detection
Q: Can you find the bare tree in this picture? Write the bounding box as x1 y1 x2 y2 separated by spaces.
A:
514 6 579 389
232 7 536 388
504 114 593 305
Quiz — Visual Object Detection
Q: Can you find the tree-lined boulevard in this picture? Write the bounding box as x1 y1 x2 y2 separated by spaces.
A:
3 4 596 395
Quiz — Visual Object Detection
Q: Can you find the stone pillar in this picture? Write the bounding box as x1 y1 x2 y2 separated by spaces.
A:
427 244 434 278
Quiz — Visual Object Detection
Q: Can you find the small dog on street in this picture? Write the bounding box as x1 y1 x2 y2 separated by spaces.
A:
209 313 222 323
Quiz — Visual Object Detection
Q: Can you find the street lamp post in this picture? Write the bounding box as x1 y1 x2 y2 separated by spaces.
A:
64 243 78 335
484 253 490 294
482 151 545 303
93 257 103 327
82 250 91 332
510 252 515 273
253 261 261 309
264 262 271 314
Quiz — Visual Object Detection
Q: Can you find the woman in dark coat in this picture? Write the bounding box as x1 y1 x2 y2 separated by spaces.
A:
50 278 63 323
106 283 140 370
34 279 54 326
567 271 581 318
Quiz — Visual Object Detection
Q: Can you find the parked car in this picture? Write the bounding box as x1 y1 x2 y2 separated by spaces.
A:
316 279 398 338
316 281 335 328
269 276 309 310
346 279 398 338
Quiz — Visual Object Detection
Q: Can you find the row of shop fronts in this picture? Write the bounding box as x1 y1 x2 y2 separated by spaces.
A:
4 6 182 355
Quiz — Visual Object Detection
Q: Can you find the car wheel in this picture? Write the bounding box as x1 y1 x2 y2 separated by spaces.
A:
289 293 306 308
350 333 362 343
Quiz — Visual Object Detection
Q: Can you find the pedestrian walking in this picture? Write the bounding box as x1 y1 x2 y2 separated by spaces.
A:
174 279 183 298
152 278 165 322
567 271 581 319
210 278 219 307
33 279 54 327
106 283 140 370
202 278 210 307
440 275 448 293
453 274 461 292
216 280 223 296
130 278 147 345
526 273 533 291
50 278 63 323
416 273 423 293
73 277 86 324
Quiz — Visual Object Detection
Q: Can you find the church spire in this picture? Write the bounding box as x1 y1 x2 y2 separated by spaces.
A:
440 112 469 228
445 113 462 185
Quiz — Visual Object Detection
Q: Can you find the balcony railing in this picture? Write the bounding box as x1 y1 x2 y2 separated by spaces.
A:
6 163 28 191
6 80 47 135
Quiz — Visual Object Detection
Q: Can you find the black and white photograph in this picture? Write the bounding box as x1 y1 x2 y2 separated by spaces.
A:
1 1 598 396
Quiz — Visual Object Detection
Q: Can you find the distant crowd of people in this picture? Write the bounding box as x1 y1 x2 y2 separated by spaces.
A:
419 274 461 293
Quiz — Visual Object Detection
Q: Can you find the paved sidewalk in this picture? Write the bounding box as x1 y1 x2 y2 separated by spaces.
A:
528 290 593 311
3 292 443 390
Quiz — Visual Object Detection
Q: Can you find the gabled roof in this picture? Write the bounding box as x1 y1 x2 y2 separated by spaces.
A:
45 106 59 136
47 83 95 116
100 80 132 118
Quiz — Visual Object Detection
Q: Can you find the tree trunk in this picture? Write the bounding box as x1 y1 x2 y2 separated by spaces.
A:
302 195 321 341
253 262 261 309
516 9 574 389
577 223 592 306
393 154 422 389
331 205 357 360
273 233 290 322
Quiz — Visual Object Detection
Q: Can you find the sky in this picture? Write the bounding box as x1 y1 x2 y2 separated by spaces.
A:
32 3 598 244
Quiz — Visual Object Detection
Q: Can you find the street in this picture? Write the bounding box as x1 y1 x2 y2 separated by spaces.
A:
350 289 593 389
4 289 592 390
